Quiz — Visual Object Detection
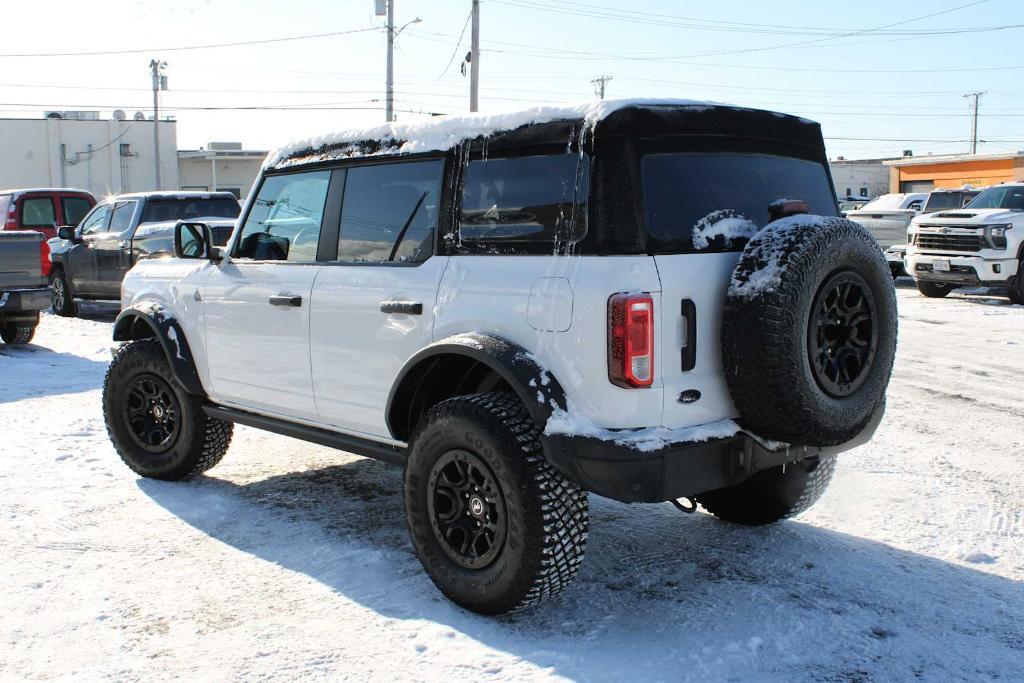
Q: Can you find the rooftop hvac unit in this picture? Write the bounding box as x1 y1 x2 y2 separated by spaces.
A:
44 111 64 119
133 111 146 121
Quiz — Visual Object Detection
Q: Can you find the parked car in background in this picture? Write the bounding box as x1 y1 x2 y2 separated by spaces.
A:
0 188 96 240
845 192 927 277
906 182 1024 303
48 191 240 316
838 198 870 215
921 187 983 214
0 231 52 344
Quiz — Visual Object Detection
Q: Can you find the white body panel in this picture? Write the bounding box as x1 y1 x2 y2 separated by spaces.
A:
203 261 323 421
433 256 668 430
309 257 449 438
653 253 741 429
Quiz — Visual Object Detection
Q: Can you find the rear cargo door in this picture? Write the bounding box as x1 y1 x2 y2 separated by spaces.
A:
640 150 838 429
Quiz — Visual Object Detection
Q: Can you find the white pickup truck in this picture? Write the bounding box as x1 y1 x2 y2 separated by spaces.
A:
905 183 1024 302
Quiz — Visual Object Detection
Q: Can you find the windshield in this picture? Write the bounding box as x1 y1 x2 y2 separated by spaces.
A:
964 186 1024 210
923 192 964 212
140 197 240 224
641 153 836 253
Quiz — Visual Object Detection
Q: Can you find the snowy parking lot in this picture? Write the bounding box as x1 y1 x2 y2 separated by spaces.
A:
1 283 1022 681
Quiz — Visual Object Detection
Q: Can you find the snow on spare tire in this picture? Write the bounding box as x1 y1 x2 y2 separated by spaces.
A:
722 215 897 446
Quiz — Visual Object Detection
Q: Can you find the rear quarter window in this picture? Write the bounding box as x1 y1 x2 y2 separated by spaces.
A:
20 196 57 227
641 153 837 253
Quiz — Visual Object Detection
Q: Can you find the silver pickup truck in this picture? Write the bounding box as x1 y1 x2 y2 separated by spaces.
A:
0 231 51 345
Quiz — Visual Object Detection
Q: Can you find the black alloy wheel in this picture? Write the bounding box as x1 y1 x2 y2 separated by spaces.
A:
428 449 507 570
808 270 878 398
121 373 181 453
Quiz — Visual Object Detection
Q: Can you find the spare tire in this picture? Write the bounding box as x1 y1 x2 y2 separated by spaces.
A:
722 216 897 446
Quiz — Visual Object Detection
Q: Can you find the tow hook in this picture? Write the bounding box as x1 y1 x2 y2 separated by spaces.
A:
672 497 697 513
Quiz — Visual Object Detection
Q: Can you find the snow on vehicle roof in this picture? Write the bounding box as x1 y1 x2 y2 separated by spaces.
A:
265 98 760 170
115 190 239 200
854 193 927 211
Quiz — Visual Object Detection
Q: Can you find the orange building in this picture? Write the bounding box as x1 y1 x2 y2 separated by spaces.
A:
884 152 1024 194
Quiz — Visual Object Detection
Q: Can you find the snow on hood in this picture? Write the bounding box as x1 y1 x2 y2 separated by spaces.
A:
264 98 719 169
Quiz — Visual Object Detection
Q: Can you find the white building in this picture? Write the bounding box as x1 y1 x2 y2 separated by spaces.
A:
829 157 895 200
177 142 267 200
0 113 178 198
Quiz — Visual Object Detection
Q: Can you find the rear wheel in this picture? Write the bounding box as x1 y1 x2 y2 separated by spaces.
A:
696 455 836 526
49 269 77 317
916 280 951 298
103 339 232 480
404 392 588 615
0 323 36 345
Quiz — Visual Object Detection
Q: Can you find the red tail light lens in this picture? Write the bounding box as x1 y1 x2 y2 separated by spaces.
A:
608 293 654 388
4 205 16 230
39 239 52 278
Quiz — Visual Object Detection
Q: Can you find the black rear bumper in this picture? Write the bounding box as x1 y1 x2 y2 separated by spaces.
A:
0 286 50 321
544 406 884 503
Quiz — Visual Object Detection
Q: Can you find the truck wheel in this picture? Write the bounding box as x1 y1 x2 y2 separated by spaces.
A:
103 339 232 480
404 392 588 615
696 455 836 526
49 269 77 317
1009 269 1024 305
916 280 951 298
0 323 36 345
723 217 898 446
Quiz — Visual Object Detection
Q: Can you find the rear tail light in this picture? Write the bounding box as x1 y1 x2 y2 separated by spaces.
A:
608 293 654 388
39 239 52 278
4 204 16 230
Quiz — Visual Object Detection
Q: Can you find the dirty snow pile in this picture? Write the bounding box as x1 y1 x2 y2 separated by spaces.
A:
545 406 741 452
2 288 1023 681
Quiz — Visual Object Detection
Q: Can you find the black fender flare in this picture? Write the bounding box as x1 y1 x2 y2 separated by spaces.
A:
386 333 568 441
112 307 206 396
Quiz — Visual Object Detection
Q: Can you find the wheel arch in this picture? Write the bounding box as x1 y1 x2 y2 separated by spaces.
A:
386 333 568 443
112 307 206 397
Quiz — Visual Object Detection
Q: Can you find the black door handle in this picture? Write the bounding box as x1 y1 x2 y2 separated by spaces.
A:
380 300 423 315
269 294 302 307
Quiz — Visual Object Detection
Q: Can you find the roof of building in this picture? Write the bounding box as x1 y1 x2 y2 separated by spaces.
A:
884 151 1024 167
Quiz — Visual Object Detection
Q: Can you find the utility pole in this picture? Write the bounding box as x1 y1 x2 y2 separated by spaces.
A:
591 75 612 100
385 0 395 122
470 0 480 112
964 91 986 155
149 59 167 189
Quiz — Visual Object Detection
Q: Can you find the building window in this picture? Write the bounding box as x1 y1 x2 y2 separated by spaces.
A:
845 187 851 197
859 187 868 197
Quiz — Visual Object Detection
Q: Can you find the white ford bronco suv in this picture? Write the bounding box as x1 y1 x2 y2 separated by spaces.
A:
905 182 1024 303
102 100 897 615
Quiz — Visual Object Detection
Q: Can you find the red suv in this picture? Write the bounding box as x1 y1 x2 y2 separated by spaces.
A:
0 188 97 240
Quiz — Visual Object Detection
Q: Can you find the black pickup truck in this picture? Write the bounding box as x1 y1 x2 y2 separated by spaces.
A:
0 231 51 344
48 191 240 316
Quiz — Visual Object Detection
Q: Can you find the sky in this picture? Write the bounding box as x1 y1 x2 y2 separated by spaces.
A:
1 0 1022 160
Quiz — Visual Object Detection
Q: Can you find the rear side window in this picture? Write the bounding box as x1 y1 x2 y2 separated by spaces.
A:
140 197 240 224
458 154 590 253
642 153 837 253
109 201 137 232
337 160 443 263
235 170 330 262
20 197 56 227
61 196 93 226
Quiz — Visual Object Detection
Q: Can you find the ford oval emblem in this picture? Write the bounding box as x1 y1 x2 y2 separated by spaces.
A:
678 389 702 404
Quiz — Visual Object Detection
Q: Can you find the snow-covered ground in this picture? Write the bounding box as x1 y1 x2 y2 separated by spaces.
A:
2 286 1022 681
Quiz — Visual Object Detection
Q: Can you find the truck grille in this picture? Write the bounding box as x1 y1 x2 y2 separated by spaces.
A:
915 233 983 252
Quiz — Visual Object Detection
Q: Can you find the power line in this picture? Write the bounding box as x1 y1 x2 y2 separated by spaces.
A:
0 26 381 58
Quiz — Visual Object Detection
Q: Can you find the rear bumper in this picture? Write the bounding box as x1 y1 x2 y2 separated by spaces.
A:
906 253 1017 286
544 405 884 503
0 286 50 319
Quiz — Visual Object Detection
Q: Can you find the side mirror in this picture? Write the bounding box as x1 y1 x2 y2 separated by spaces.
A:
57 225 77 241
174 221 222 261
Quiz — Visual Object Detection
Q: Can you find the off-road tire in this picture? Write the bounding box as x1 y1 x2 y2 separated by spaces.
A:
723 217 898 446
1009 268 1024 305
404 392 588 615
0 323 36 345
103 339 232 480
916 280 952 299
697 455 836 526
49 268 77 317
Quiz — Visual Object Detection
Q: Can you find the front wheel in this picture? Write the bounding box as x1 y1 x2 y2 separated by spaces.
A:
696 455 836 526
49 269 77 317
0 323 36 345
103 339 232 480
916 280 951 298
404 392 589 615
1009 267 1024 305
